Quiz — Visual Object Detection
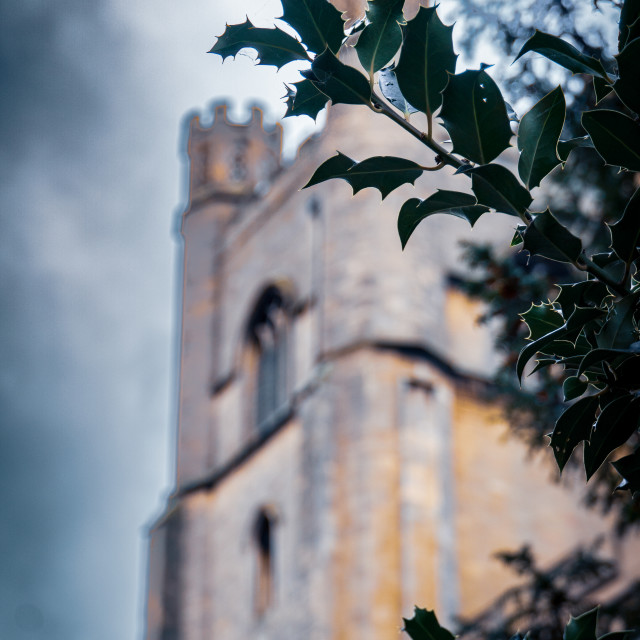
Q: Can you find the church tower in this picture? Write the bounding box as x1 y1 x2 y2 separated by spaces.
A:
145 98 640 640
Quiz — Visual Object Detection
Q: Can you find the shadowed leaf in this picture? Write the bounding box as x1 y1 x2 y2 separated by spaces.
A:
307 49 372 106
521 303 564 341
593 77 613 104
550 396 599 472
403 607 456 640
209 19 310 68
612 449 640 498
619 0 640 49
469 164 532 217
577 349 639 378
356 0 406 76
581 109 640 172
518 86 566 189
395 6 457 117
613 37 640 115
596 291 640 349
609 188 640 264
515 31 609 79
281 0 345 54
557 136 594 163
284 79 328 120
523 209 582 263
440 70 512 164
564 607 599 640
303 152 423 199
584 395 640 480
517 323 569 382
398 191 489 248
563 376 588 401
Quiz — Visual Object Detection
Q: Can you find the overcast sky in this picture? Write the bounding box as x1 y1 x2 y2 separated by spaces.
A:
0 1 314 638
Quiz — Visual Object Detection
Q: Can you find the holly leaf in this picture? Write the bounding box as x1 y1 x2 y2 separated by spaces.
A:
515 31 609 79
584 395 640 480
593 77 613 105
612 449 640 498
518 86 566 189
619 0 640 50
284 79 328 120
578 348 639 378
440 69 512 164
613 37 640 115
403 607 456 640
563 376 588 401
281 0 345 54
523 209 582 263
521 303 565 341
581 109 640 172
379 64 418 115
596 291 640 349
469 164 532 217
517 323 569 382
550 396 600 472
395 6 457 118
557 136 594 163
609 188 640 264
307 48 372 106
355 0 406 76
564 607 599 640
209 19 310 68
303 152 423 199
398 191 489 248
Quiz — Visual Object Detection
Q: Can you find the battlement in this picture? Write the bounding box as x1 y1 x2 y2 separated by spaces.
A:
187 102 283 203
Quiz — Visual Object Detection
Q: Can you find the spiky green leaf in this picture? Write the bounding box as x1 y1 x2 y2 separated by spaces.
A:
619 0 640 50
518 86 566 189
521 303 564 341
550 396 599 472
517 323 569 382
398 191 489 248
281 0 345 54
303 152 423 199
563 376 588 401
612 449 640 498
403 607 456 640
609 188 640 264
564 608 599 640
596 291 640 349
584 395 640 480
356 0 406 75
395 7 457 117
593 77 613 104
577 348 639 378
581 109 640 172
523 209 582 263
557 136 594 163
284 79 328 120
515 31 609 79
613 37 640 115
469 165 532 217
209 19 310 68
440 70 512 164
307 48 372 106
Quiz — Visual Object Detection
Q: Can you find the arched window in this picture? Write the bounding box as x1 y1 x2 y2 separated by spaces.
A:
248 287 288 430
253 509 275 616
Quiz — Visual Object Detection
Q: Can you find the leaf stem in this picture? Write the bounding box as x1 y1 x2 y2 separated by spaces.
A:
369 90 463 170
577 254 631 297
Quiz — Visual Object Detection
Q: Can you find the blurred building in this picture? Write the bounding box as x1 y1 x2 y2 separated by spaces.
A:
143 95 640 640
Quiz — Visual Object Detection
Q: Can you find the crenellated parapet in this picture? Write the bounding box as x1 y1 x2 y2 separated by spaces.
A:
187 102 283 204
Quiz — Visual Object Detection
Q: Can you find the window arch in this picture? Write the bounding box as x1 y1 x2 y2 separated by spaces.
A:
247 286 288 430
253 508 275 616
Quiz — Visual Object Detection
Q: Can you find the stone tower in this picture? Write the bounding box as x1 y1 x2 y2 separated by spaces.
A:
144 101 640 640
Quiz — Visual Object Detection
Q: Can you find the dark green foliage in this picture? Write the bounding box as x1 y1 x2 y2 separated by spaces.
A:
284 79 328 120
398 191 488 248
208 19 309 68
517 86 565 189
280 0 345 54
581 110 640 172
515 30 609 79
395 7 457 118
619 0 640 49
403 608 455 640
440 69 512 164
355 0 405 76
523 210 583 263
613 38 640 114
306 49 372 106
469 164 532 217
303 152 423 199
550 396 599 471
